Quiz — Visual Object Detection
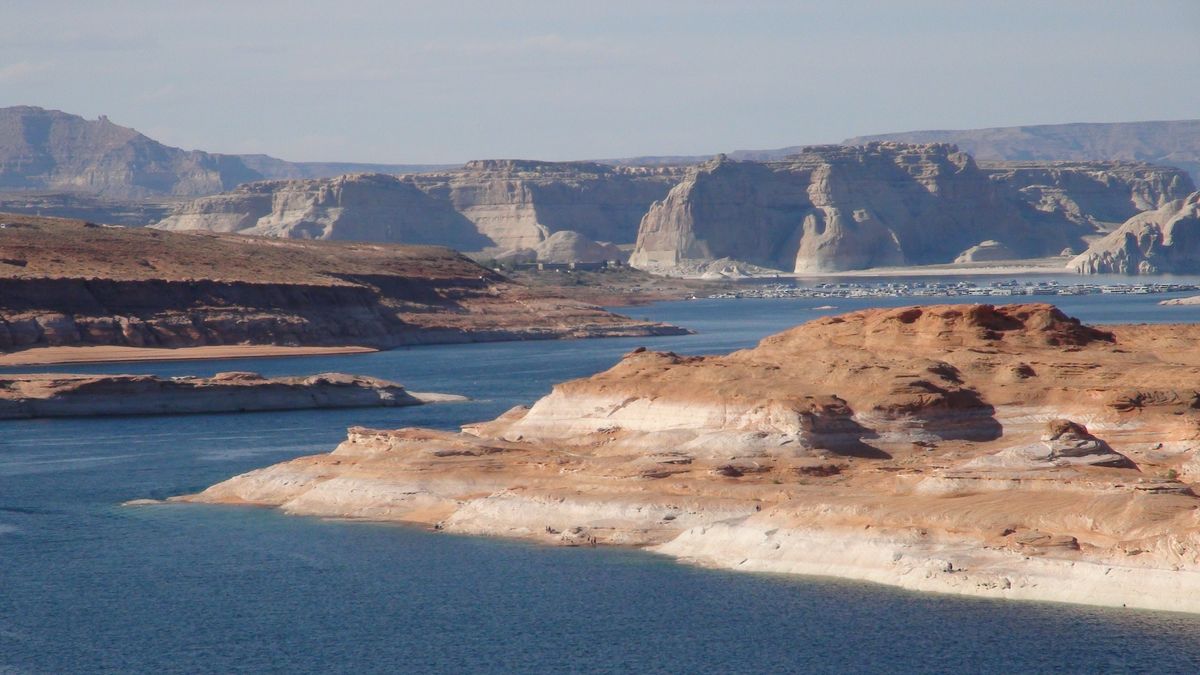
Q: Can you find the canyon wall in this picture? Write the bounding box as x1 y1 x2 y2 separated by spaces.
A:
409 160 682 250
157 160 681 253
154 173 492 251
630 145 1194 274
631 143 1069 273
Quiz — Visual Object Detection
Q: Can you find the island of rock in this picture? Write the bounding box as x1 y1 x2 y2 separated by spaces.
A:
179 303 1200 613
0 214 685 358
0 371 463 419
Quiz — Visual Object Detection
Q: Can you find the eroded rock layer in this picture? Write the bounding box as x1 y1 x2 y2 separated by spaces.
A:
0 214 685 353
181 303 1200 612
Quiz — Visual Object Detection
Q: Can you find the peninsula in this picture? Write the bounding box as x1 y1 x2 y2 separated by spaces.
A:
0 371 463 419
0 214 686 363
177 303 1200 613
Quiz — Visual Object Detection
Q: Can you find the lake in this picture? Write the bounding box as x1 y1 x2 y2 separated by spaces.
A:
5 292 1200 673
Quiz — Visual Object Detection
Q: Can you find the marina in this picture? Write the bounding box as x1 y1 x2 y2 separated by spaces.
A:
704 279 1200 300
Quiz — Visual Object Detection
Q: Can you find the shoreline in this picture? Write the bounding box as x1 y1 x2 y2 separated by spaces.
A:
653 522 1200 615
153 497 1200 615
0 344 377 367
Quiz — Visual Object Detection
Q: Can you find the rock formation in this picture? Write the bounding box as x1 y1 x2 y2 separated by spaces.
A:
157 160 682 255
0 371 463 419
0 214 686 354
176 303 1200 613
982 160 1195 228
1070 192 1200 274
408 160 681 251
632 144 1078 274
154 173 491 251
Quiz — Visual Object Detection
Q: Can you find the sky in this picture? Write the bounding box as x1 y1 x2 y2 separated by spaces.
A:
2 1 1198 164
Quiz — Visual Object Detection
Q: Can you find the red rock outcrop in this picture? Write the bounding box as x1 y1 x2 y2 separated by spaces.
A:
180 303 1200 612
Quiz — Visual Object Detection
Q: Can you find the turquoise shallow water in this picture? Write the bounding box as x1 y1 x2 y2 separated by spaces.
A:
5 292 1200 673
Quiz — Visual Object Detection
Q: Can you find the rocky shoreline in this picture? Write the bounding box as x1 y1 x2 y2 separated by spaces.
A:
168 304 1200 613
0 371 463 419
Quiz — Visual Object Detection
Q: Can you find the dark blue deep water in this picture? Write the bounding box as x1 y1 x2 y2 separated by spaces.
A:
6 291 1200 673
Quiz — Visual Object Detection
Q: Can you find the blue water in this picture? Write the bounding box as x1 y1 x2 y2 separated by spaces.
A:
5 294 1200 673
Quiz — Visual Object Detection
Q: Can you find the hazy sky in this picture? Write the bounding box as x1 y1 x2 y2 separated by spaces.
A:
3 1 1198 163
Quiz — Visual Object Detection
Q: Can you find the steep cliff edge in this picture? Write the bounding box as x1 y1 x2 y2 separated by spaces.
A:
632 144 1070 274
1070 192 1200 274
180 303 1200 612
0 214 685 354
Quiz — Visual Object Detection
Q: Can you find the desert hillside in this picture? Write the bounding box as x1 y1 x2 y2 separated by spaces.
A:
0 213 684 353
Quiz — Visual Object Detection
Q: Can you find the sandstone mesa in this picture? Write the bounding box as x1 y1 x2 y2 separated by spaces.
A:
178 303 1200 613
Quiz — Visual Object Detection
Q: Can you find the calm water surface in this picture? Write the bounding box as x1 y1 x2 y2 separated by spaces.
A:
5 291 1200 673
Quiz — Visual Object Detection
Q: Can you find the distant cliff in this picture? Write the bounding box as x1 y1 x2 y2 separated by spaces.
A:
632 144 1078 274
629 144 1196 274
1070 192 1200 274
157 160 683 253
845 120 1200 183
154 173 491 251
982 160 1194 229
